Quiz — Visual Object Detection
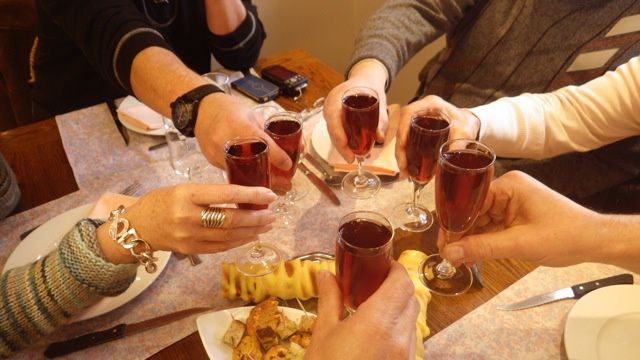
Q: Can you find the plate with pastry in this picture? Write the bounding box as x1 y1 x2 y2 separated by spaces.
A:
197 297 315 360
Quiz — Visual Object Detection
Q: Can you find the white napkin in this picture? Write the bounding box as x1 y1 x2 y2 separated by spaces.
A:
117 96 164 130
310 115 399 176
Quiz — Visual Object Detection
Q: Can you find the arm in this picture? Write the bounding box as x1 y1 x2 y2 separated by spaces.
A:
324 0 475 162
347 0 475 84
439 171 640 273
473 56 640 159
205 0 266 71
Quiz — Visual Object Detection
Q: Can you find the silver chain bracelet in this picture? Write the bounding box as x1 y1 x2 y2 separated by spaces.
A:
108 206 158 273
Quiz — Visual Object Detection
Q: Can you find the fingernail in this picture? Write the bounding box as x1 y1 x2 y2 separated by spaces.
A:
444 245 465 262
264 189 277 198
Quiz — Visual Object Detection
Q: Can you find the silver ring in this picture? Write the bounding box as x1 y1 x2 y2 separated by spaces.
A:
200 207 226 229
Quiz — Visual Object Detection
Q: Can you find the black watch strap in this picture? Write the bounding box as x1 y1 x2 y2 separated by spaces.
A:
171 84 224 137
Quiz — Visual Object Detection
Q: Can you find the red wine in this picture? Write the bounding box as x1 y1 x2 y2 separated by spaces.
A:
336 218 392 310
407 116 450 184
342 94 379 156
265 119 302 191
435 150 494 233
225 140 271 210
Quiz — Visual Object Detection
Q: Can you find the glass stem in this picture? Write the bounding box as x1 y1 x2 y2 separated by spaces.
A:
436 231 457 279
354 156 367 186
412 181 425 210
251 241 264 259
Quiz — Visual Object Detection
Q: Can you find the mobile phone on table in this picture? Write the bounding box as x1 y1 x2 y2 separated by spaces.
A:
261 65 308 97
231 74 280 103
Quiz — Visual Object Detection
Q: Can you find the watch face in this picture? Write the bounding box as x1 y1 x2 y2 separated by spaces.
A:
172 99 193 130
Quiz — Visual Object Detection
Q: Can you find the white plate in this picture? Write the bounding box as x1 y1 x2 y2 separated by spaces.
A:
118 96 166 136
564 284 640 360
197 306 313 360
2 203 171 322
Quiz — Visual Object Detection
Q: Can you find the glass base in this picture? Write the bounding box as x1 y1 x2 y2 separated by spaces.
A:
392 202 434 232
420 254 472 296
235 243 281 277
341 170 381 199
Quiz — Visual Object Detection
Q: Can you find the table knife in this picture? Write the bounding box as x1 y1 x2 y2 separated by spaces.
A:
106 100 129 146
44 306 211 358
298 162 340 205
497 273 633 311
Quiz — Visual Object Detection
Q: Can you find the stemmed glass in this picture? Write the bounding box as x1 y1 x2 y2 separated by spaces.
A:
224 136 281 276
421 139 495 295
340 87 381 198
335 211 393 312
264 111 303 227
392 109 450 232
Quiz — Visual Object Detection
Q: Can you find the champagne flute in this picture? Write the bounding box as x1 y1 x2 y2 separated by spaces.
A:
421 139 495 295
335 211 393 312
224 136 281 276
340 87 381 198
264 111 303 227
392 109 450 232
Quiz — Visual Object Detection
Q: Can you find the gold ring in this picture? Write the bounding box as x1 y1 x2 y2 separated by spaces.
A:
200 207 226 229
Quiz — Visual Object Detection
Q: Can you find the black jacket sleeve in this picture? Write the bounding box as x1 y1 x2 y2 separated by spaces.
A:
207 0 266 71
37 0 171 92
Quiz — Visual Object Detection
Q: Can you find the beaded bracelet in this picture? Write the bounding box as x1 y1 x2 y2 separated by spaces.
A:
108 206 158 273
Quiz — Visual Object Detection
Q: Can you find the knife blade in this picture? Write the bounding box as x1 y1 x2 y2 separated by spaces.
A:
106 100 129 146
298 162 341 205
44 307 210 358
497 273 634 311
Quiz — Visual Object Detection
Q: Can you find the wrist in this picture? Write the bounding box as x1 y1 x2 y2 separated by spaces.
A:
96 223 137 265
194 92 229 137
348 59 389 91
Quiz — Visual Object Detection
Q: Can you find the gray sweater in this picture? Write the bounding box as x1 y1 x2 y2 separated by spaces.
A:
349 0 640 199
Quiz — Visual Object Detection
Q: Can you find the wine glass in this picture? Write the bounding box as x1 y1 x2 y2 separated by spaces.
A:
224 136 281 276
340 87 381 198
392 109 450 232
421 139 495 295
264 111 303 227
335 211 394 312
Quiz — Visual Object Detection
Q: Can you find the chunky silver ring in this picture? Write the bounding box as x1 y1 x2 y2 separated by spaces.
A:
200 207 226 229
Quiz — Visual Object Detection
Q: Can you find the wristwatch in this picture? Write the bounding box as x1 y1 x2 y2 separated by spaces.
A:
170 84 223 137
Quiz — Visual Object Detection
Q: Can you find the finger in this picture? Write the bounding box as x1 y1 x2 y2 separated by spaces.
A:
199 208 276 229
324 92 355 163
188 184 277 206
184 236 257 254
441 226 527 264
436 228 446 251
375 97 389 143
359 262 414 319
315 270 343 335
264 135 294 171
384 104 401 143
394 109 412 177
197 224 274 242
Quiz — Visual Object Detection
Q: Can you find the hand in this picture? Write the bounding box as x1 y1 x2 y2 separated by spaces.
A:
194 93 292 173
306 263 419 360
395 95 481 177
323 61 389 163
438 171 603 267
97 184 277 264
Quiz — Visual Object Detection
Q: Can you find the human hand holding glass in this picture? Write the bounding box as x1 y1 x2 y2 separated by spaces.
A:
392 109 450 232
340 87 381 198
421 139 495 295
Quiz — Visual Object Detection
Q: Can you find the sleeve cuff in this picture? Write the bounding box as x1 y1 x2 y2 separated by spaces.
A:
208 11 257 51
113 28 172 91
58 219 137 297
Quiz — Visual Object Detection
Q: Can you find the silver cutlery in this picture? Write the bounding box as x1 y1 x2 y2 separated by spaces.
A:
497 273 634 311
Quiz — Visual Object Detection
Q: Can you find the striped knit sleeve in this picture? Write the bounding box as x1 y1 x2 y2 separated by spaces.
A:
0 219 137 357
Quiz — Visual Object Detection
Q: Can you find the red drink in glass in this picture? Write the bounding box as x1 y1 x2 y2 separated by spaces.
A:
407 115 450 184
224 137 271 210
336 212 393 311
435 150 494 233
342 94 379 156
265 114 302 192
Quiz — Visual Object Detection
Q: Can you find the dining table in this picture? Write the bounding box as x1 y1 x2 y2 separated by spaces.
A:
0 48 635 360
